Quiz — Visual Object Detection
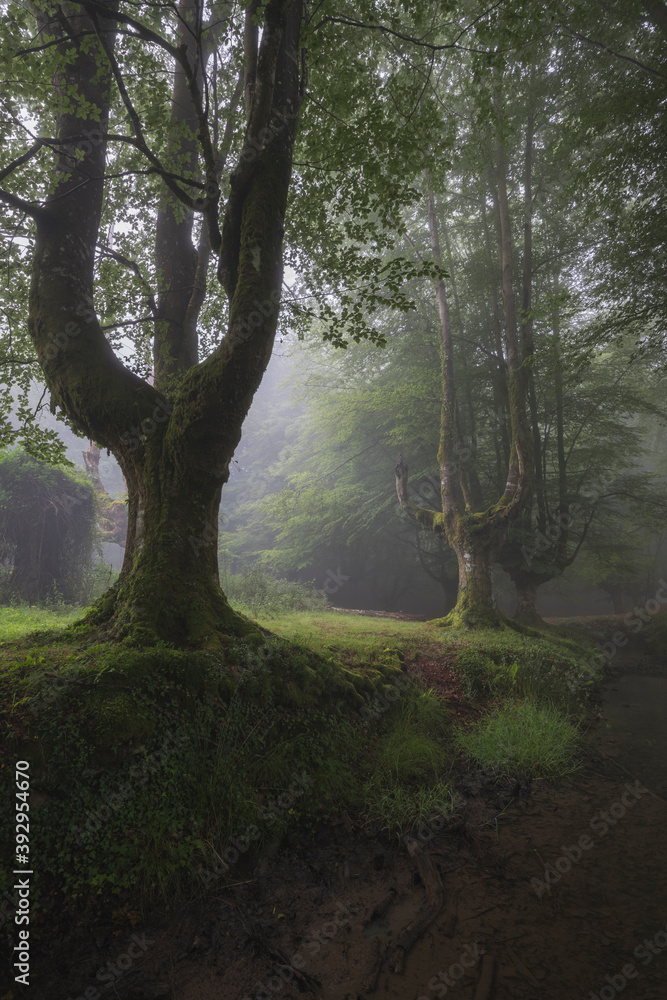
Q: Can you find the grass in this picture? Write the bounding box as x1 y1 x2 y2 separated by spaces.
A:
247 609 438 663
0 603 83 640
456 700 583 779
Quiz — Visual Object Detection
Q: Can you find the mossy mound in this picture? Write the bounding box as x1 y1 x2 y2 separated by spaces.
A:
449 626 601 708
0 631 415 909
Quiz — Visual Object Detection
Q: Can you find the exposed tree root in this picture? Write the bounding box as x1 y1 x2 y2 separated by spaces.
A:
388 836 445 974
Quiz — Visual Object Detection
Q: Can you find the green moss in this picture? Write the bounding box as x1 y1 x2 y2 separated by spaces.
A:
89 691 157 751
431 599 506 631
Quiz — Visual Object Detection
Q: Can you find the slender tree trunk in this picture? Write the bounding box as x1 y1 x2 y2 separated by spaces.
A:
480 194 510 473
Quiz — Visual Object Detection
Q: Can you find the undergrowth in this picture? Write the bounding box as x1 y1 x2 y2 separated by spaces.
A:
456 701 582 779
223 567 328 618
449 627 600 710
0 607 600 914
0 629 453 911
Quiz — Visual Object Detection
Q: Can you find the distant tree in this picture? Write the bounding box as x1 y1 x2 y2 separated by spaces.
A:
0 450 96 602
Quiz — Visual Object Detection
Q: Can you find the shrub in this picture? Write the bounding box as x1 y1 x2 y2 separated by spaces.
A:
0 450 97 604
224 567 328 617
453 628 600 709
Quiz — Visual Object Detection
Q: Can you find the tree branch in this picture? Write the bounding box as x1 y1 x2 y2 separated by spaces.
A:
558 23 667 80
395 457 443 532
90 14 199 211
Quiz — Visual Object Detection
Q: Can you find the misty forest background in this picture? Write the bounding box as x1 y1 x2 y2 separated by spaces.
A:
1 3 667 984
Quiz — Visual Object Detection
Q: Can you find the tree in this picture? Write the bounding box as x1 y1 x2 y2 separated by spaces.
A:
395 84 534 627
0 450 96 602
0 0 442 647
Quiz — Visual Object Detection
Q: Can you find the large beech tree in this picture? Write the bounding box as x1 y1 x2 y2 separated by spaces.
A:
8 0 305 646
0 0 449 646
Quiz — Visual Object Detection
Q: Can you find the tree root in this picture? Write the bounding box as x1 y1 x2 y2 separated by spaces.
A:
388 836 445 974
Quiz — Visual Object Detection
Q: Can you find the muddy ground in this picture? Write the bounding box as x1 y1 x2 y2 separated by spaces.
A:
6 620 667 1000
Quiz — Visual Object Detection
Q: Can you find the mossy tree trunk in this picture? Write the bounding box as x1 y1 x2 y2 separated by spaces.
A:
26 0 305 647
395 150 532 628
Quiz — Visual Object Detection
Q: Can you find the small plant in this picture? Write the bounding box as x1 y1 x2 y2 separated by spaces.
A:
363 779 455 840
455 700 582 779
454 650 495 698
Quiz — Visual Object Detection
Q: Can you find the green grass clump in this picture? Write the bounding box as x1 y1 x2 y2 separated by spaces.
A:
362 689 455 839
456 700 582 778
363 780 456 840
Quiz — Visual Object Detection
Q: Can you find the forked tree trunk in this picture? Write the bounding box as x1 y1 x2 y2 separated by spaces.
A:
27 0 304 647
394 150 532 628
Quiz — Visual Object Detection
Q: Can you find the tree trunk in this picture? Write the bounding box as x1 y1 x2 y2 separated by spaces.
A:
449 536 501 627
395 158 532 628
513 573 545 627
96 456 261 645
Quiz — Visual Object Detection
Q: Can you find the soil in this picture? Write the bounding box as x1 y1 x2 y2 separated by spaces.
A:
6 618 667 1000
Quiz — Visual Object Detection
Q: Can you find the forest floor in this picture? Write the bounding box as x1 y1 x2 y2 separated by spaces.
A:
3 613 667 1000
